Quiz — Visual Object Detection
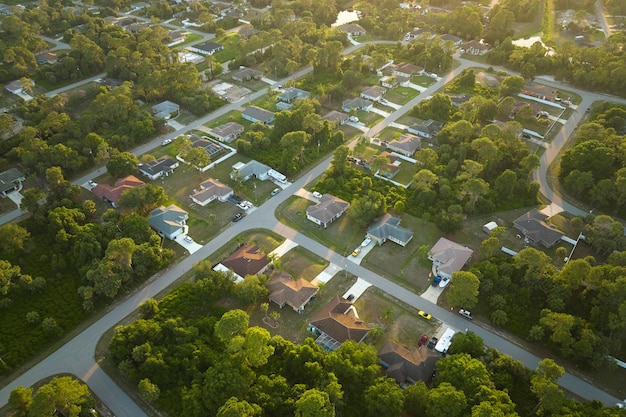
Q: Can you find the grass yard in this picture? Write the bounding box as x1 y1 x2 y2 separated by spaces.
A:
388 160 415 185
213 33 241 63
175 110 198 124
412 75 435 87
373 127 406 141
354 287 440 350
355 110 383 127
279 246 329 281
276 196 366 255
204 110 242 128
385 87 419 105
172 33 203 49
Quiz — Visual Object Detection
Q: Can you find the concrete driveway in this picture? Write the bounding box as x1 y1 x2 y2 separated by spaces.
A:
311 263 343 285
343 277 372 301
174 234 203 254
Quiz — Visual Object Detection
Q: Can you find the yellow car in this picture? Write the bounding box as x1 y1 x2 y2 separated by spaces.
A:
418 310 432 320
351 247 361 257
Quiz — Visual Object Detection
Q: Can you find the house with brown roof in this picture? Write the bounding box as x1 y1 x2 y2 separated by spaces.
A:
338 23 366 36
367 213 414 247
267 271 318 312
219 244 270 282
428 237 473 279
306 194 350 228
208 122 244 143
378 341 439 385
92 175 145 208
391 62 424 78
513 208 564 248
190 178 233 206
460 40 490 55
521 83 558 102
387 133 421 156
309 295 369 351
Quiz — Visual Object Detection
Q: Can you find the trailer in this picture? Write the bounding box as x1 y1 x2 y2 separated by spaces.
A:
434 327 457 353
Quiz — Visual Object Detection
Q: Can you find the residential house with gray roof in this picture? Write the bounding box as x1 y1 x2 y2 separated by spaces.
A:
387 133 421 156
190 178 233 206
306 194 350 228
513 208 564 248
148 204 188 240
407 119 444 139
367 213 414 247
428 237 473 279
138 156 179 180
342 97 374 112
241 106 275 124
208 122 244 143
0 168 25 197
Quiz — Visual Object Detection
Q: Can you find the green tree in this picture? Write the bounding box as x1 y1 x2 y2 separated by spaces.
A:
217 397 262 417
215 309 249 344
427 382 467 417
363 377 404 417
138 378 160 402
28 376 91 417
182 147 211 170
446 271 480 308
8 385 32 416
403 382 428 417
499 76 525 97
107 151 139 178
295 388 335 417
448 331 485 358
437 353 494 399
228 326 275 368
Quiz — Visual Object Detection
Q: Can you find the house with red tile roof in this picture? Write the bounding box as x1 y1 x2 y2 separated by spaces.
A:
92 175 145 208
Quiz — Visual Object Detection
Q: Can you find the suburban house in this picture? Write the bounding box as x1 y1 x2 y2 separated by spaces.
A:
428 237 474 279
152 100 180 120
92 175 145 208
267 270 319 312
322 110 349 125
378 341 439 385
231 160 270 182
368 152 400 179
521 83 558 102
277 87 311 105
5 78 34 95
238 25 261 40
232 67 264 82
367 213 414 247
306 194 350 228
148 204 188 240
342 97 374 113
439 33 463 46
138 156 179 180
338 23 366 36
165 30 186 47
219 244 270 282
125 22 149 33
391 62 424 78
387 133 422 156
208 122 244 143
0 168 26 197
241 106 275 124
460 40 491 55
190 178 233 206
513 208 564 248
360 85 386 102
189 134 224 157
380 75 409 88
407 119 444 139
308 295 369 351
188 41 224 56
36 51 58 65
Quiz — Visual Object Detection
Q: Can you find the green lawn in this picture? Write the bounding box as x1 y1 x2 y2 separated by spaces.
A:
385 87 419 105
204 110 242 128
279 246 329 281
412 75 435 87
172 33 203 49
213 33 242 63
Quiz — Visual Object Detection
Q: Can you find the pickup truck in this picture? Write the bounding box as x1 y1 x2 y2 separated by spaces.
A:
459 309 473 320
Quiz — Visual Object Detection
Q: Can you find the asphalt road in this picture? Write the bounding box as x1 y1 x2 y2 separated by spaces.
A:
2 44 625 414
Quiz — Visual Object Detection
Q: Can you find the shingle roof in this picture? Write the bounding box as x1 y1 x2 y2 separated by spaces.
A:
378 341 439 384
388 133 421 155
267 271 318 310
209 122 244 139
139 156 178 177
428 237 473 277
367 213 414 246
148 204 188 235
310 295 369 344
92 175 145 204
221 244 270 278
322 110 349 123
513 208 563 247
191 178 233 203
242 106 274 123
306 194 350 225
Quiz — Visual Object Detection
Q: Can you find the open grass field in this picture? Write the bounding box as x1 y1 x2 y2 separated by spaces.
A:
279 246 329 281
385 87 420 105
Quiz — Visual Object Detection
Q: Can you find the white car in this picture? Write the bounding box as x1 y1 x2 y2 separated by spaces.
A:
361 237 372 247
439 276 450 288
88 180 97 189
184 235 193 243
161 138 172 146
312 191 323 199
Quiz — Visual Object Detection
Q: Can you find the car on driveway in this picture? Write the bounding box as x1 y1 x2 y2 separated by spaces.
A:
418 333 429 346
418 310 432 320
88 180 97 189
426 336 438 350
439 277 450 288
352 247 361 257
232 213 243 222
361 237 372 247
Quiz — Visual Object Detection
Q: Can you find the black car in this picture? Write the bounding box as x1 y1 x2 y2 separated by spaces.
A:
232 213 243 222
426 336 438 350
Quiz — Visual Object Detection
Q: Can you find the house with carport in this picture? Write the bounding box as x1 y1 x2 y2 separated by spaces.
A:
190 178 233 206
306 194 350 228
308 295 369 351
267 270 319 312
428 237 473 279
148 204 188 240
367 213 414 247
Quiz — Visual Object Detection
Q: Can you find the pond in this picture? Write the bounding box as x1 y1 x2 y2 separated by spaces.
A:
331 10 361 27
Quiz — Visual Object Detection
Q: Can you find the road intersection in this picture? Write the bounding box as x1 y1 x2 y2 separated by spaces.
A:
2 45 626 414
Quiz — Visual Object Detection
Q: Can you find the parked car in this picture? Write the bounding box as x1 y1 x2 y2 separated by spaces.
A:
418 333 429 346
426 336 438 350
346 294 355 301
271 188 280 196
232 213 243 222
536 111 549 118
379 98 388 104
459 308 473 320
184 235 193 243
312 191 323 199
361 237 372 247
349 116 359 122
352 247 361 257
439 276 450 288
418 310 432 320
87 180 97 189
161 138 172 146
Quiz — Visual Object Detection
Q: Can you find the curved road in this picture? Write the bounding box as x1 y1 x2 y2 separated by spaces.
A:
2 45 626 414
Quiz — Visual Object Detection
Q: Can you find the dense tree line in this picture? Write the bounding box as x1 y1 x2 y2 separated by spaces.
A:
558 104 626 216
9 376 96 417
470 241 626 369
108 262 625 417
0 167 173 374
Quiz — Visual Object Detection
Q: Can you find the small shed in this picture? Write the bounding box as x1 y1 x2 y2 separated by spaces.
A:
483 221 498 235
